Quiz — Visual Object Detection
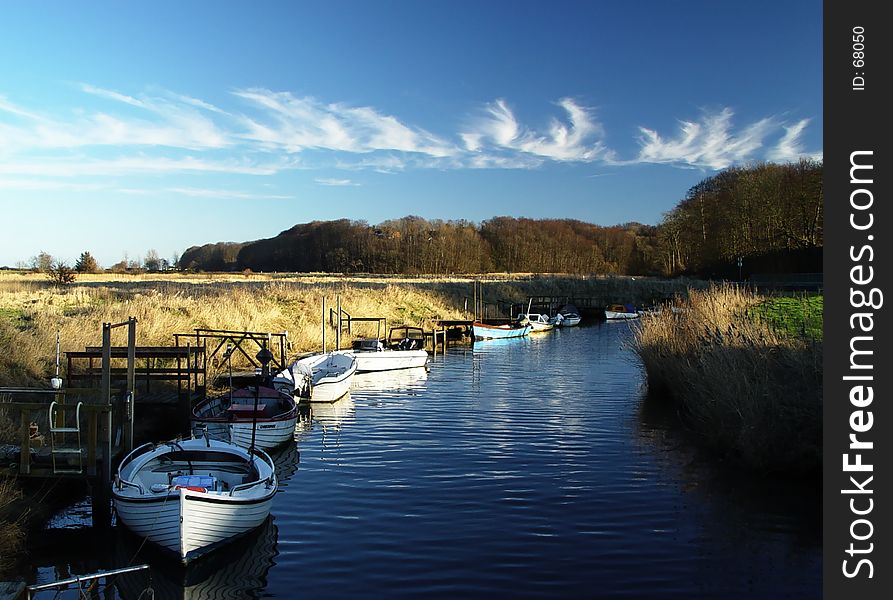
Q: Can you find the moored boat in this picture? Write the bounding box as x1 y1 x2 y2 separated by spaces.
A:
605 303 641 320
556 304 582 327
517 313 555 332
472 321 532 340
191 386 298 451
112 436 278 564
339 326 429 372
284 352 358 402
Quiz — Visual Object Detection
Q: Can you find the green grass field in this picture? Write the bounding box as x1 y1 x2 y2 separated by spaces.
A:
750 294 823 340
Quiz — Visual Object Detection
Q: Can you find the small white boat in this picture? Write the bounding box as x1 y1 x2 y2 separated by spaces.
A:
518 313 555 332
112 437 277 564
555 304 582 327
605 303 641 320
191 386 298 451
284 352 357 402
472 321 532 340
341 326 429 372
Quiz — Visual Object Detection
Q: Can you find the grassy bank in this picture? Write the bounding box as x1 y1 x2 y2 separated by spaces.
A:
0 271 702 387
633 284 822 474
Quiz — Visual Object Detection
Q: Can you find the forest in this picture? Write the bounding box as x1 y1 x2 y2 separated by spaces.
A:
179 159 822 278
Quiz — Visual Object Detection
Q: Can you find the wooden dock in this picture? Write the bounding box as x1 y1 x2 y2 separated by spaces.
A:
1 318 208 526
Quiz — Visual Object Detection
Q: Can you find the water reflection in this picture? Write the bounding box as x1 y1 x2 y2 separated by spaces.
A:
267 439 301 487
635 391 821 594
310 393 356 429
351 366 428 392
115 516 279 600
470 335 531 352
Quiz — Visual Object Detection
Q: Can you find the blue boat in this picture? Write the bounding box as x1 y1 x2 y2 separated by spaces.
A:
471 321 532 340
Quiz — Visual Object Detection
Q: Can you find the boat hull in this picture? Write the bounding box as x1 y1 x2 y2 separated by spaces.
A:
112 439 277 563
472 322 532 340
347 349 429 372
604 311 640 320
293 352 358 402
229 417 298 449
191 387 298 451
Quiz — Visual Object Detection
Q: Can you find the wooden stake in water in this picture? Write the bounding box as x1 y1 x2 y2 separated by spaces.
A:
336 295 341 350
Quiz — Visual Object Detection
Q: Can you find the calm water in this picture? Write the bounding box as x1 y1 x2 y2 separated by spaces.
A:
19 323 821 598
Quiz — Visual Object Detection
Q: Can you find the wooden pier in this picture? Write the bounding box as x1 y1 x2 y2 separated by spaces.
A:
1 318 207 526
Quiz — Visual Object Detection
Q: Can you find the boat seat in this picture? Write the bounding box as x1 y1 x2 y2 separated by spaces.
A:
171 474 217 491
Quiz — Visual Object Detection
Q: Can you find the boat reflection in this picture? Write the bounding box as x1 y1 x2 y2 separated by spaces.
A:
115 516 279 600
350 366 428 392
471 335 532 352
293 402 314 443
267 439 301 486
310 393 355 429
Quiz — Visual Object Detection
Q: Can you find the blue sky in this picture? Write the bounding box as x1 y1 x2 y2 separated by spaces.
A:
0 0 822 267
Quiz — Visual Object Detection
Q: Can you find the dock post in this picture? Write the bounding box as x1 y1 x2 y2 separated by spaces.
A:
125 317 136 452
336 295 341 350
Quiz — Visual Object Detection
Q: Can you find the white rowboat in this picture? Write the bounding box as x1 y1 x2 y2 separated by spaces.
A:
112 437 277 564
191 386 298 451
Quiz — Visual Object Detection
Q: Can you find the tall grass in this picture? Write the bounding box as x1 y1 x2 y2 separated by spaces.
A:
0 271 704 387
0 278 468 387
0 476 23 572
633 284 821 474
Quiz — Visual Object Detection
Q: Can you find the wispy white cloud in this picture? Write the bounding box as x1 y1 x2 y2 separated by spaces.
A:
80 83 148 109
461 98 613 163
233 88 457 158
766 118 822 162
633 108 819 169
0 156 285 178
1 85 232 152
161 187 294 200
315 178 359 187
0 178 107 192
0 85 820 196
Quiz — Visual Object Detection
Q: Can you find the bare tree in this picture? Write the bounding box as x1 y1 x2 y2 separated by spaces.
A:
31 251 53 273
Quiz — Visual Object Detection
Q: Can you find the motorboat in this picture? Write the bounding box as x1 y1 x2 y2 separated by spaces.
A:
340 326 429 372
555 304 582 326
605 303 641 320
517 313 555 332
282 352 358 402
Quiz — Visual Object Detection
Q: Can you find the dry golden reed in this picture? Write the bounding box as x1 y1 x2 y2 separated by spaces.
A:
633 284 822 473
0 275 468 387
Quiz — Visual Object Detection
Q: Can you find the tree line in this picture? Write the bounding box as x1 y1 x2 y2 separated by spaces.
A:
655 159 822 276
180 160 821 277
19 159 821 280
179 217 662 276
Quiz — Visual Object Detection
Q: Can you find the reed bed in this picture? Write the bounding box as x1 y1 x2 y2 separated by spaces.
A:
0 476 23 572
633 284 822 474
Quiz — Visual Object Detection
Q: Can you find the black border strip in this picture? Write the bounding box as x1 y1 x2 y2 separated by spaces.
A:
824 1 890 596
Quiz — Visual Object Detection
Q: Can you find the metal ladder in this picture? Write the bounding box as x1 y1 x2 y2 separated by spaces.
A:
48 401 83 474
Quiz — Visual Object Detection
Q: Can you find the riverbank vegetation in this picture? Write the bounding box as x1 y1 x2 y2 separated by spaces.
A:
633 285 822 474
